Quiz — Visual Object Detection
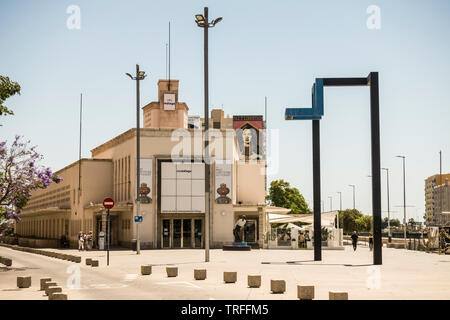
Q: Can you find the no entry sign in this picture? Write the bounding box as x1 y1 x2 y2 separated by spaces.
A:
103 198 114 210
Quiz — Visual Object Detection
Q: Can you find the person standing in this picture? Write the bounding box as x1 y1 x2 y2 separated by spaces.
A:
369 233 374 251
351 231 359 251
78 231 84 251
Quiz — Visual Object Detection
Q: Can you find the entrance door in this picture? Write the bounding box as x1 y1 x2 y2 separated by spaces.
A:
162 219 171 248
244 219 257 243
173 219 182 248
194 219 203 248
183 219 192 248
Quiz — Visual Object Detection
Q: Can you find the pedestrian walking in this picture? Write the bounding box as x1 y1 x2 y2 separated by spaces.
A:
351 231 359 251
369 233 374 251
78 231 84 251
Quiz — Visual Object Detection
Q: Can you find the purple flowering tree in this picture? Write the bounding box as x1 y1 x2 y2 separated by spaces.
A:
0 135 62 222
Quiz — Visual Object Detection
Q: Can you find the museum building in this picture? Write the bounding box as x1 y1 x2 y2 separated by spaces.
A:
15 79 274 249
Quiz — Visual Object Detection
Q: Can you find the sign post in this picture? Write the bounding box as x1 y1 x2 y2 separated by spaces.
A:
103 198 114 266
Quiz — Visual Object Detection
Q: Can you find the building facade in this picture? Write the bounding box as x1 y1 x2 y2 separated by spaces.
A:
425 173 450 226
432 179 450 226
15 79 272 249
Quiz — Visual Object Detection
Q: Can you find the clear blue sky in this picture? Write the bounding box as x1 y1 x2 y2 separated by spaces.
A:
1 0 450 221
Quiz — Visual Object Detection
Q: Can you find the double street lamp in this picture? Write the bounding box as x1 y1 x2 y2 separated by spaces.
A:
195 7 222 262
396 155 407 248
126 65 147 255
381 167 392 242
348 184 356 210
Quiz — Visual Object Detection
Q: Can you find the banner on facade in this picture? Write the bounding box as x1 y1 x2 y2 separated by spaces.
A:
215 163 232 204
139 158 152 204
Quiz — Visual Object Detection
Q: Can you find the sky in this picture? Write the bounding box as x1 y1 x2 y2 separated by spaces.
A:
1 0 450 222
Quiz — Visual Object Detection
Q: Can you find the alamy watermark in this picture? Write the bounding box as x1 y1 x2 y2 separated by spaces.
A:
366 5 381 30
66 5 81 30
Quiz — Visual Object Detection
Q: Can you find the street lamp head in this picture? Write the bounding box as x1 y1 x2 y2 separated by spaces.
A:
212 17 223 25
396 155 405 159
138 71 147 79
195 14 205 22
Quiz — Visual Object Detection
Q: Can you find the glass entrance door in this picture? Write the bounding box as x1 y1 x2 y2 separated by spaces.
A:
183 219 192 248
173 219 182 248
194 219 203 248
244 219 257 243
162 219 171 248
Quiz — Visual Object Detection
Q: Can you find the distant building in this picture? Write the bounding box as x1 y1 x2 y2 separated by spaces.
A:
433 178 450 226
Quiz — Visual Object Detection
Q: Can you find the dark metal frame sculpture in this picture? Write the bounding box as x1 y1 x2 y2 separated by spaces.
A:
285 72 382 265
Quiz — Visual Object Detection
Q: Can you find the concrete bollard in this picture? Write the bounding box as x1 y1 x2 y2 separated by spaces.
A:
73 256 81 263
224 272 237 283
297 285 315 300
49 293 68 300
166 267 178 277
194 269 207 280
270 280 286 294
91 260 99 267
17 276 32 288
86 258 92 266
1 257 12 267
141 265 152 275
248 275 261 288
329 291 349 300
40 278 52 291
46 286 62 297
43 282 57 292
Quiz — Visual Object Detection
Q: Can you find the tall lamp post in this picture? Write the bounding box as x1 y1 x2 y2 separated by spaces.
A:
381 167 392 242
126 65 147 255
349 184 356 210
396 155 407 248
337 191 342 245
328 196 333 212
195 7 222 262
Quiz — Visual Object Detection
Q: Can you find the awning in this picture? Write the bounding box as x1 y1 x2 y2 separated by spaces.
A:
268 210 339 226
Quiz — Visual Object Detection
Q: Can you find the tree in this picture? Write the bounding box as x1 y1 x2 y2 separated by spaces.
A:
0 136 62 221
0 76 21 117
338 209 373 233
266 179 310 214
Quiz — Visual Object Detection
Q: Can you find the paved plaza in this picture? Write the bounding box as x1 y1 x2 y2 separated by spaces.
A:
0 243 449 300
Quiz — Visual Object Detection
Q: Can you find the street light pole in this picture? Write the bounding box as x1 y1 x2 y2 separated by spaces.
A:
337 192 342 246
381 168 391 242
396 155 407 248
126 65 147 255
328 196 333 212
349 184 355 210
195 7 222 263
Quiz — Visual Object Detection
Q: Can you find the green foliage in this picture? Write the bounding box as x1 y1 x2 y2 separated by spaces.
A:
338 209 373 233
266 179 310 215
0 76 21 117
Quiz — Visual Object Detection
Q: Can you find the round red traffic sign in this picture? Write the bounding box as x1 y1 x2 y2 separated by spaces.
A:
103 198 114 210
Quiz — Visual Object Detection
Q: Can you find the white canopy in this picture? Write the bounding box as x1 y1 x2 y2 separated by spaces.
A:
268 210 339 227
